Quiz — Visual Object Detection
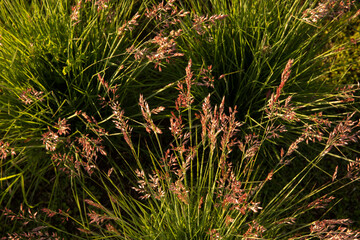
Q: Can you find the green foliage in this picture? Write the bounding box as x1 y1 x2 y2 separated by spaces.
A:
326 14 360 85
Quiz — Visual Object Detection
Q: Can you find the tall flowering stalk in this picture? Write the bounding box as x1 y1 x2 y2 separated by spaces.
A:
139 94 165 134
111 101 133 150
267 58 294 113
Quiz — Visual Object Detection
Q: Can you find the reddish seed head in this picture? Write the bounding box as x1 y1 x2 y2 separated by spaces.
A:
55 118 71 136
139 94 163 134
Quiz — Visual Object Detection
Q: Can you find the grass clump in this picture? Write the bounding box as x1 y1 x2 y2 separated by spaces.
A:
1 0 360 239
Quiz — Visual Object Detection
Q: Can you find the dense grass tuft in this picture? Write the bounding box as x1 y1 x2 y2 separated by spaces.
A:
1 0 359 238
